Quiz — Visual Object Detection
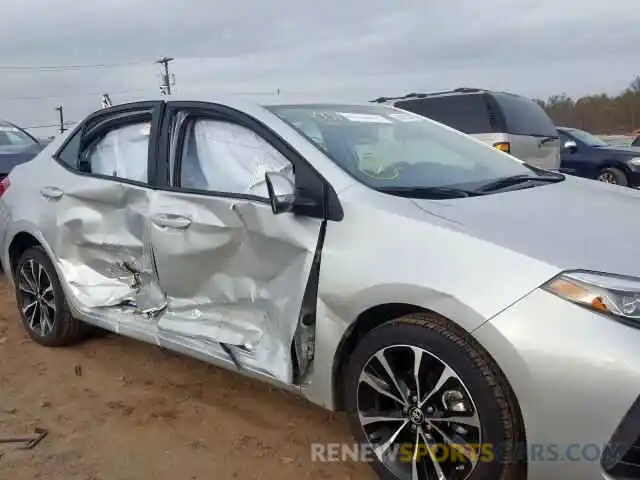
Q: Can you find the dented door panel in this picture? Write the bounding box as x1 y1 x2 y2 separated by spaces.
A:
149 189 322 383
37 103 170 330
38 161 166 314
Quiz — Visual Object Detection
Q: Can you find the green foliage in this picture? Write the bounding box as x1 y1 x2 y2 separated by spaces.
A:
535 76 640 134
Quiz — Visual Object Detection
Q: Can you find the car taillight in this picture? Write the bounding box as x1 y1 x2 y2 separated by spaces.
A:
494 142 510 153
0 177 10 198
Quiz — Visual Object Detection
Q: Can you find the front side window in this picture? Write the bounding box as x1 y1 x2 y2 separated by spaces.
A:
268 104 543 194
179 119 292 197
84 122 151 183
563 128 608 147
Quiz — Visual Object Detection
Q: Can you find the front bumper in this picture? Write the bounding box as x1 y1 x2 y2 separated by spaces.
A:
628 168 640 188
474 288 640 480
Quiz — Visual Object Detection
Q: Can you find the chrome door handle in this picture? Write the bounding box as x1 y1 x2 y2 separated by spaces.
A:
40 186 64 199
151 213 192 230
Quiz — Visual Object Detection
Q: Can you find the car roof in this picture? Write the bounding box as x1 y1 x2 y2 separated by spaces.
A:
371 88 491 104
130 94 374 108
101 95 389 119
371 88 532 105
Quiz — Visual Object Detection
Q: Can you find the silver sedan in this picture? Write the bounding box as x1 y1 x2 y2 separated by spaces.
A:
1 98 639 480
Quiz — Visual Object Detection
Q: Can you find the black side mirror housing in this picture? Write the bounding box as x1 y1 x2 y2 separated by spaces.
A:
265 171 295 215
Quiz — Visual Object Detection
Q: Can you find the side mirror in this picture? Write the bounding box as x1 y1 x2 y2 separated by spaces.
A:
265 171 295 215
563 140 577 153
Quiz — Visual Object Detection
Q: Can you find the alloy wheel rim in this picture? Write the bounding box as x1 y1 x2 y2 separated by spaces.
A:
357 345 481 480
17 259 56 336
598 172 617 183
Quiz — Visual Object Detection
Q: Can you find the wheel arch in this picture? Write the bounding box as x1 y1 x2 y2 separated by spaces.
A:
9 231 43 277
5 226 60 290
332 302 444 411
331 302 529 473
599 159 632 179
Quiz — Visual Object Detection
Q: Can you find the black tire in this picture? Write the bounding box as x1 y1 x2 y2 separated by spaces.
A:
597 167 628 186
14 246 89 347
342 313 525 480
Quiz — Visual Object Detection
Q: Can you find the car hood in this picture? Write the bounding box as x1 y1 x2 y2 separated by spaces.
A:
0 143 43 173
596 145 640 156
411 176 640 278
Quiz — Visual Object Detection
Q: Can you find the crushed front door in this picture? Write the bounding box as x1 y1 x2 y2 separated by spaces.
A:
150 112 323 383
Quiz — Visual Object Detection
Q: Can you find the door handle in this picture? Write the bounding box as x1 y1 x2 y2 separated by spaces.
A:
151 213 192 230
40 186 64 199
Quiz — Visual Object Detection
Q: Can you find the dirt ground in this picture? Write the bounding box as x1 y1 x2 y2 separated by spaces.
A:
0 277 376 480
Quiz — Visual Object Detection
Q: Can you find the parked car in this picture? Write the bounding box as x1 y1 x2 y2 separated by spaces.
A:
372 88 561 170
632 131 640 147
558 126 640 187
0 120 45 180
3 99 640 480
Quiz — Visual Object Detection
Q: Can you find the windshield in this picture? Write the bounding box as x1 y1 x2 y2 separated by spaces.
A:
267 104 544 193
0 123 38 148
564 128 608 147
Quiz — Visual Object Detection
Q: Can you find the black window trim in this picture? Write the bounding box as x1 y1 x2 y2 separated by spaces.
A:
156 101 344 222
52 101 165 188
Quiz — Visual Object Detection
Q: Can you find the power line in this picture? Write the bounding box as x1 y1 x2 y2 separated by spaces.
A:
0 61 149 72
22 122 75 130
0 88 151 103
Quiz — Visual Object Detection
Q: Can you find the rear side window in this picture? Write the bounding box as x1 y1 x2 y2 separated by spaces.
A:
84 122 150 183
491 93 557 137
394 95 493 134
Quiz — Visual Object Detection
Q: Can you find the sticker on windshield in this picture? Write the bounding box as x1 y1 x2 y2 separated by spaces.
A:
389 112 424 122
338 112 393 124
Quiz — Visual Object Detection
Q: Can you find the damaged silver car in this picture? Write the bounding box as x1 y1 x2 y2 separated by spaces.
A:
2 99 640 480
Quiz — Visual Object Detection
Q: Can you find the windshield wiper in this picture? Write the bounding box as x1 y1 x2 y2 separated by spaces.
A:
378 186 479 199
476 173 563 193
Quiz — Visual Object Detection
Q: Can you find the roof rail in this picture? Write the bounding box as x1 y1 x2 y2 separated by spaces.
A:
370 87 486 103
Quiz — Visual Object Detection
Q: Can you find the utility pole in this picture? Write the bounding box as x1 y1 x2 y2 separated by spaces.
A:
55 105 65 134
156 56 175 95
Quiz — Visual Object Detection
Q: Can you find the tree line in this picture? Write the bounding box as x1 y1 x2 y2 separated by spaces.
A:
534 76 640 134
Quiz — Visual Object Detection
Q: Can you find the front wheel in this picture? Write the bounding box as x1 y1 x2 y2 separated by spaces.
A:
14 246 89 346
342 313 525 480
597 167 628 186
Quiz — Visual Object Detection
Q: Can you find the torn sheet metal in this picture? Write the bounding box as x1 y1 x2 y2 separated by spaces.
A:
52 117 322 385
148 118 322 383
151 195 319 382
51 134 166 313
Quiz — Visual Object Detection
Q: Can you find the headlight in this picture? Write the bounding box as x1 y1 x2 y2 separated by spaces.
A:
628 157 640 167
543 271 640 322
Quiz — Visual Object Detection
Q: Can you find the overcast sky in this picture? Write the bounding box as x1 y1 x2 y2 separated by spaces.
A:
1 0 639 137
